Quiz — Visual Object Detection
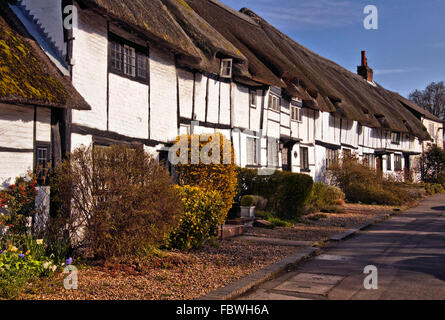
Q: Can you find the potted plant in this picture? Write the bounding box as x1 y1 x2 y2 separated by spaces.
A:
240 195 256 218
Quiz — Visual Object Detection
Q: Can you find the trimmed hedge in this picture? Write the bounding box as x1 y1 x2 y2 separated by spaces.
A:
237 168 313 220
175 133 238 222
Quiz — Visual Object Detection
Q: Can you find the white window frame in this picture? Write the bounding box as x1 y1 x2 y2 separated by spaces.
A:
268 94 280 112
291 105 302 122
391 132 401 145
220 58 233 78
123 45 136 77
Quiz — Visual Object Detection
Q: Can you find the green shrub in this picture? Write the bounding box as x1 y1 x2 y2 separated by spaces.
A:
168 186 225 250
254 210 274 220
268 217 292 228
237 169 313 220
51 145 182 260
425 183 445 196
305 183 345 213
240 195 255 207
251 195 268 210
329 153 414 206
420 145 445 184
175 133 238 222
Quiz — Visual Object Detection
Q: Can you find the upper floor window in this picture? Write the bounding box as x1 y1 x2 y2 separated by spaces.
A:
249 90 257 108
391 132 401 145
291 105 302 122
268 94 280 112
220 59 233 78
109 36 148 82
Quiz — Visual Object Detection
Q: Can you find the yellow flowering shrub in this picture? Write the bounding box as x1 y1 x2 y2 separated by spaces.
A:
168 186 224 250
175 133 238 222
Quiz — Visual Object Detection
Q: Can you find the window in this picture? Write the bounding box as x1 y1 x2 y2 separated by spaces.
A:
394 154 402 171
326 148 339 169
387 154 392 171
246 137 258 166
267 139 279 167
363 153 376 169
300 147 309 172
109 36 148 82
249 90 257 108
34 142 51 185
391 132 401 145
220 59 233 78
268 94 280 112
291 106 302 122
123 45 136 77
136 52 148 79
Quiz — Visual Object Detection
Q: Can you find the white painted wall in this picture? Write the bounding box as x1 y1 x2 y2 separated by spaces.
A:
108 73 149 139
71 9 108 131
0 104 51 185
149 47 178 143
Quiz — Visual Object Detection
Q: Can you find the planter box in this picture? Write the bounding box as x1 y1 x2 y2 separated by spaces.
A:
240 206 255 218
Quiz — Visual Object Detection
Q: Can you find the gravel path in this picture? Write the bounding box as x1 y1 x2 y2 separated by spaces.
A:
21 240 297 300
20 203 407 300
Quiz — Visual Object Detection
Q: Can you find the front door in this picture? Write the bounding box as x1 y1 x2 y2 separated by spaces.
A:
282 147 291 171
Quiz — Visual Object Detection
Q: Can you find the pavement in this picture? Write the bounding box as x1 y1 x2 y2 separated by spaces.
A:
239 194 445 300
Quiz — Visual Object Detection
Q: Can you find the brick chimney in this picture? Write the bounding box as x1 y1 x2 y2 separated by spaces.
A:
357 51 374 82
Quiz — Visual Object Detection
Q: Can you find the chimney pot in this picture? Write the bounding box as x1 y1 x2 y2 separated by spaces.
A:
358 50 373 83
361 50 367 67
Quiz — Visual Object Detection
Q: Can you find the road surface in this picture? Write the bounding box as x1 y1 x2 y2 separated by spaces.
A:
240 194 445 300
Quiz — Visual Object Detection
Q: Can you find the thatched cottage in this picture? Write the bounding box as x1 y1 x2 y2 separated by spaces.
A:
1 0 443 186
0 1 90 186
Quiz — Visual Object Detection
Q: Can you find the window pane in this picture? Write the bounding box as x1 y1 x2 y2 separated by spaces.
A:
124 45 136 77
111 42 122 71
137 53 147 79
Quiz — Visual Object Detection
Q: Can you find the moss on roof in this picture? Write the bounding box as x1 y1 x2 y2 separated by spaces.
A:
0 24 68 104
0 2 90 110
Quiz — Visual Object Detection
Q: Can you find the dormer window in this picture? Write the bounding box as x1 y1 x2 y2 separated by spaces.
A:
391 132 401 145
109 34 148 82
268 94 280 111
220 59 233 78
249 90 257 107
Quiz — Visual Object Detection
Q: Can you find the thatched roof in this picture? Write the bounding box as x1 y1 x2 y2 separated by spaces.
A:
389 91 442 123
0 2 90 110
186 0 431 140
77 0 247 74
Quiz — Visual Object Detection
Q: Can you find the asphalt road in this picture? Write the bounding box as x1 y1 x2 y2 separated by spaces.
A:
240 194 445 300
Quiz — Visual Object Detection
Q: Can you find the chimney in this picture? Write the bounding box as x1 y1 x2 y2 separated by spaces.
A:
357 50 373 83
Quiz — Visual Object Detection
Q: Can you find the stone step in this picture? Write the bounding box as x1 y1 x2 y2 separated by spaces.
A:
218 224 245 239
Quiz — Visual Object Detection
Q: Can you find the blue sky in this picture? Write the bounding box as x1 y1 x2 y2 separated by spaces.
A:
219 0 445 97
